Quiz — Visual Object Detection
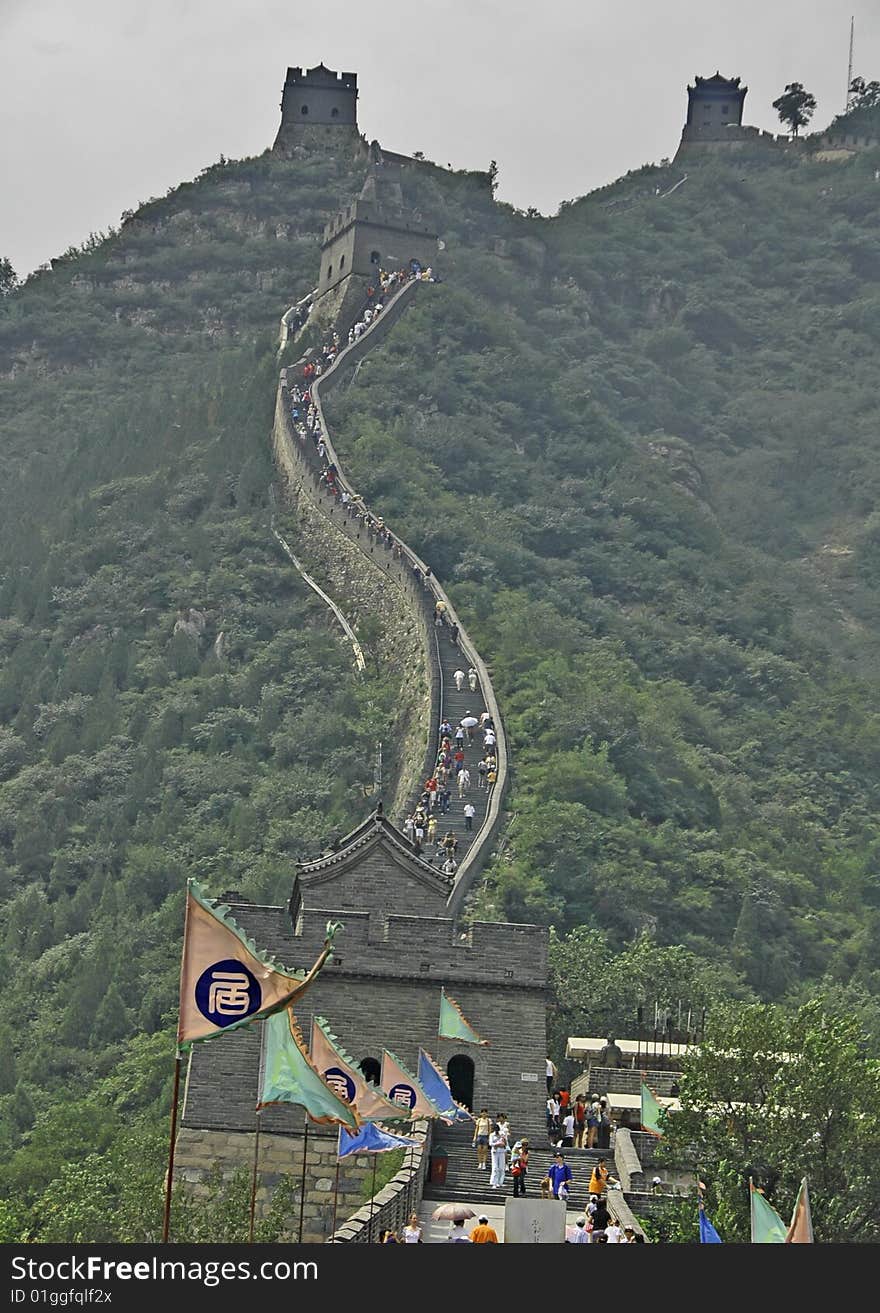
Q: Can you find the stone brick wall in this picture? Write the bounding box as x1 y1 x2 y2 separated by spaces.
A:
272 122 366 159
272 385 432 824
173 1123 376 1243
613 1127 646 1192
176 265 548 1232
305 280 511 904
297 835 450 917
182 903 549 1134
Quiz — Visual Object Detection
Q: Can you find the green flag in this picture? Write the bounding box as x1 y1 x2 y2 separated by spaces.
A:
640 1080 664 1137
750 1179 788 1243
257 1008 359 1129
438 987 487 1045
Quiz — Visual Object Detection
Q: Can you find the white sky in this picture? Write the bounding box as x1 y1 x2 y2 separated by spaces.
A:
2 0 879 276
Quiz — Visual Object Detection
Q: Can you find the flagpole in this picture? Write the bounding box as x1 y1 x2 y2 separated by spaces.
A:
368 1154 378 1244
249 1019 268 1244
162 1050 183 1243
297 1115 310 1243
248 1111 262 1243
164 881 197 1245
331 1155 341 1237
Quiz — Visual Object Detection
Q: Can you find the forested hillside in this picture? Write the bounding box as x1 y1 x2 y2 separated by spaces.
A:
3 128 880 1237
326 145 880 1004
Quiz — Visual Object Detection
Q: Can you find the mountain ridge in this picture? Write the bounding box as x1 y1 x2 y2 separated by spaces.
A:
3 128 880 1236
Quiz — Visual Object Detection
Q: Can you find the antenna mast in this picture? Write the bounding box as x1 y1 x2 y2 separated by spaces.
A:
846 15 855 111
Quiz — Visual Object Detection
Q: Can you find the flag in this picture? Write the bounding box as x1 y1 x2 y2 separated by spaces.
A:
418 1048 473 1122
698 1198 723 1243
337 1123 417 1158
785 1178 814 1244
640 1080 665 1137
750 1179 788 1243
381 1049 450 1119
310 1016 406 1122
438 987 488 1045
257 1008 358 1129
177 881 340 1046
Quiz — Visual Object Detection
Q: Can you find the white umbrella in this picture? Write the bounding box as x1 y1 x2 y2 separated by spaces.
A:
432 1202 476 1221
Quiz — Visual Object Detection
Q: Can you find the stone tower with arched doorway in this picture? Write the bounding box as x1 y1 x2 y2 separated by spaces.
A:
314 168 440 331
174 812 549 1238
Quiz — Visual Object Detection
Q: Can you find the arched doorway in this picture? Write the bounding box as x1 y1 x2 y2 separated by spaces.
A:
446 1054 474 1110
359 1056 381 1085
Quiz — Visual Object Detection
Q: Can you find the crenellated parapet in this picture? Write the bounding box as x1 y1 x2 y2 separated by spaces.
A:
180 888 549 1139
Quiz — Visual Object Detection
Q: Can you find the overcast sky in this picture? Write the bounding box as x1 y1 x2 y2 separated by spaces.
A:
2 0 879 276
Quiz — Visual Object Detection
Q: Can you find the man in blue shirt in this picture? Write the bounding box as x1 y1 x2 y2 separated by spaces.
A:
547 1151 573 1201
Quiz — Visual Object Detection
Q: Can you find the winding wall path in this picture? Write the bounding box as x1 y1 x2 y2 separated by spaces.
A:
272 276 507 912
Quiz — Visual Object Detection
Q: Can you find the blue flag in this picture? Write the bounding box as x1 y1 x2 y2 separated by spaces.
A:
338 1122 417 1158
699 1200 723 1243
417 1049 472 1122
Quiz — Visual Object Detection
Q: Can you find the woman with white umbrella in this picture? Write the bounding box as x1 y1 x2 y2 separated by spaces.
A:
432 1201 476 1244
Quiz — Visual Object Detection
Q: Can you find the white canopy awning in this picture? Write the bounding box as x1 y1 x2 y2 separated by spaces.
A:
565 1036 694 1061
604 1092 681 1112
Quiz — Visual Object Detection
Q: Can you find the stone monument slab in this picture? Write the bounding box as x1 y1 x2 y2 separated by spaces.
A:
503 1198 566 1243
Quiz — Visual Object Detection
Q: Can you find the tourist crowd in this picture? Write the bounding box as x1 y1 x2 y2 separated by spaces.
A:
400 699 498 879
546 1087 614 1151
286 263 499 884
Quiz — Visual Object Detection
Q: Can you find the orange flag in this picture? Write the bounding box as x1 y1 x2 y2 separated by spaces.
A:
380 1049 449 1119
310 1017 405 1122
177 881 338 1046
785 1178 814 1243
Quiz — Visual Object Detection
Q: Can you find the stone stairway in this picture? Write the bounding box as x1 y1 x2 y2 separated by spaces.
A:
412 623 496 873
280 276 508 901
422 1120 617 1211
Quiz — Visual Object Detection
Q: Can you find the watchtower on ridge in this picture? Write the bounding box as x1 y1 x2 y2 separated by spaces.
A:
273 62 361 155
318 168 439 294
685 72 748 138
310 167 441 332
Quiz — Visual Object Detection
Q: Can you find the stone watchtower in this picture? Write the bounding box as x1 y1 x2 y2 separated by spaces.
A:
174 812 549 1240
685 73 747 138
273 62 362 155
313 168 440 332
675 73 751 159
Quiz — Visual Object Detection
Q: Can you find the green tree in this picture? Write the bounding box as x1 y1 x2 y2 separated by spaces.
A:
0 1024 17 1094
663 999 880 1242
772 82 817 136
10 1082 36 1133
0 257 16 296
849 76 880 110
547 927 739 1060
91 983 133 1047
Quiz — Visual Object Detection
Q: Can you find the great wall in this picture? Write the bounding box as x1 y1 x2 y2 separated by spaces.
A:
273 274 509 911
169 57 880 1243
